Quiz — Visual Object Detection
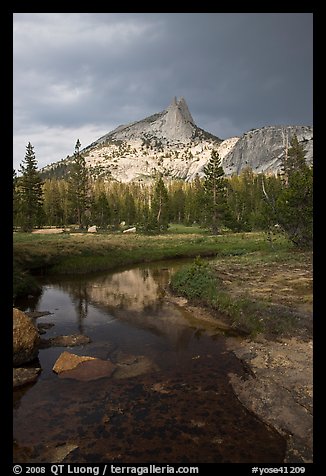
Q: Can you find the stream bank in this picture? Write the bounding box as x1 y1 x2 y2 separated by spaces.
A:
169 295 313 463
14 261 288 464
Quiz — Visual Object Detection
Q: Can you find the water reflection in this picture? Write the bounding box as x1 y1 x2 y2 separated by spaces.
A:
71 282 89 334
37 266 204 349
13 261 287 463
61 267 169 314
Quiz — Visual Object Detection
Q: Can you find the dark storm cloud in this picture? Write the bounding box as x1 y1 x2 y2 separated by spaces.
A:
13 13 313 169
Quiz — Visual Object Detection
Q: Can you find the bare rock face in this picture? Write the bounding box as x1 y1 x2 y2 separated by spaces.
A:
97 97 199 145
42 97 222 183
222 125 313 176
13 308 40 366
42 97 313 183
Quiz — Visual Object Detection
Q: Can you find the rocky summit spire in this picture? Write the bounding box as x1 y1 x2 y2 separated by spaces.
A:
162 97 196 140
43 97 312 184
86 96 220 149
168 97 194 125
177 97 195 125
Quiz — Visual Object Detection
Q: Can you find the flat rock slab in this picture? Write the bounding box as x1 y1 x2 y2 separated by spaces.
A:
58 359 116 381
53 352 96 373
37 323 55 335
32 228 64 234
84 342 116 360
40 334 91 349
25 311 53 319
227 336 313 463
41 443 78 463
13 367 41 388
113 353 158 379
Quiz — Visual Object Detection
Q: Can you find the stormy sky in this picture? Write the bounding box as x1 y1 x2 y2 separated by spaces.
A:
13 13 313 170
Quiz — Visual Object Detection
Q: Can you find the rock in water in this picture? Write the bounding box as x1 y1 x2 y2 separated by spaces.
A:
40 334 91 348
113 353 158 379
52 351 96 373
58 359 116 381
33 443 79 463
53 351 116 380
13 308 40 366
13 367 41 388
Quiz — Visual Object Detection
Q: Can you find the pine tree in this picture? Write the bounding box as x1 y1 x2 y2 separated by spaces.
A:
18 143 44 231
276 135 313 248
91 192 111 228
123 191 137 226
188 174 205 225
259 173 284 244
13 169 20 228
203 150 227 234
150 175 169 233
137 187 151 233
43 179 64 226
226 167 263 232
168 181 185 223
68 140 89 228
281 134 307 185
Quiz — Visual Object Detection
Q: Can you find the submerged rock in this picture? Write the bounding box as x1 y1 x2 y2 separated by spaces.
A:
53 352 96 373
13 367 41 388
25 311 52 319
13 308 40 366
113 353 159 379
37 323 55 335
58 359 116 381
53 351 116 381
44 443 79 463
40 334 91 349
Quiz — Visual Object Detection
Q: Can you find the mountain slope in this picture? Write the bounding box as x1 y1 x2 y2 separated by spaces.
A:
42 98 313 182
222 125 313 176
43 97 224 182
86 96 214 147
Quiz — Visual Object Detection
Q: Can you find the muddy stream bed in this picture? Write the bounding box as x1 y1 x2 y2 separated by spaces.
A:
14 260 286 463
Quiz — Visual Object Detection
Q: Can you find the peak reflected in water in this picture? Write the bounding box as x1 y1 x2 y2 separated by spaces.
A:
19 261 221 352
89 267 168 311
14 261 286 463
55 265 204 347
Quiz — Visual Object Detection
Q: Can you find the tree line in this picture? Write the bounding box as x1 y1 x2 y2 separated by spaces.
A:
13 137 313 248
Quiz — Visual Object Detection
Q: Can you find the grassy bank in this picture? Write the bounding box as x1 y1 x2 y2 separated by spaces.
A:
14 229 312 336
170 247 312 338
12 227 218 298
14 230 214 275
13 229 285 276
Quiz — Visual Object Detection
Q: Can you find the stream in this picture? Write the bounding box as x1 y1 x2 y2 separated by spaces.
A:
13 260 286 463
